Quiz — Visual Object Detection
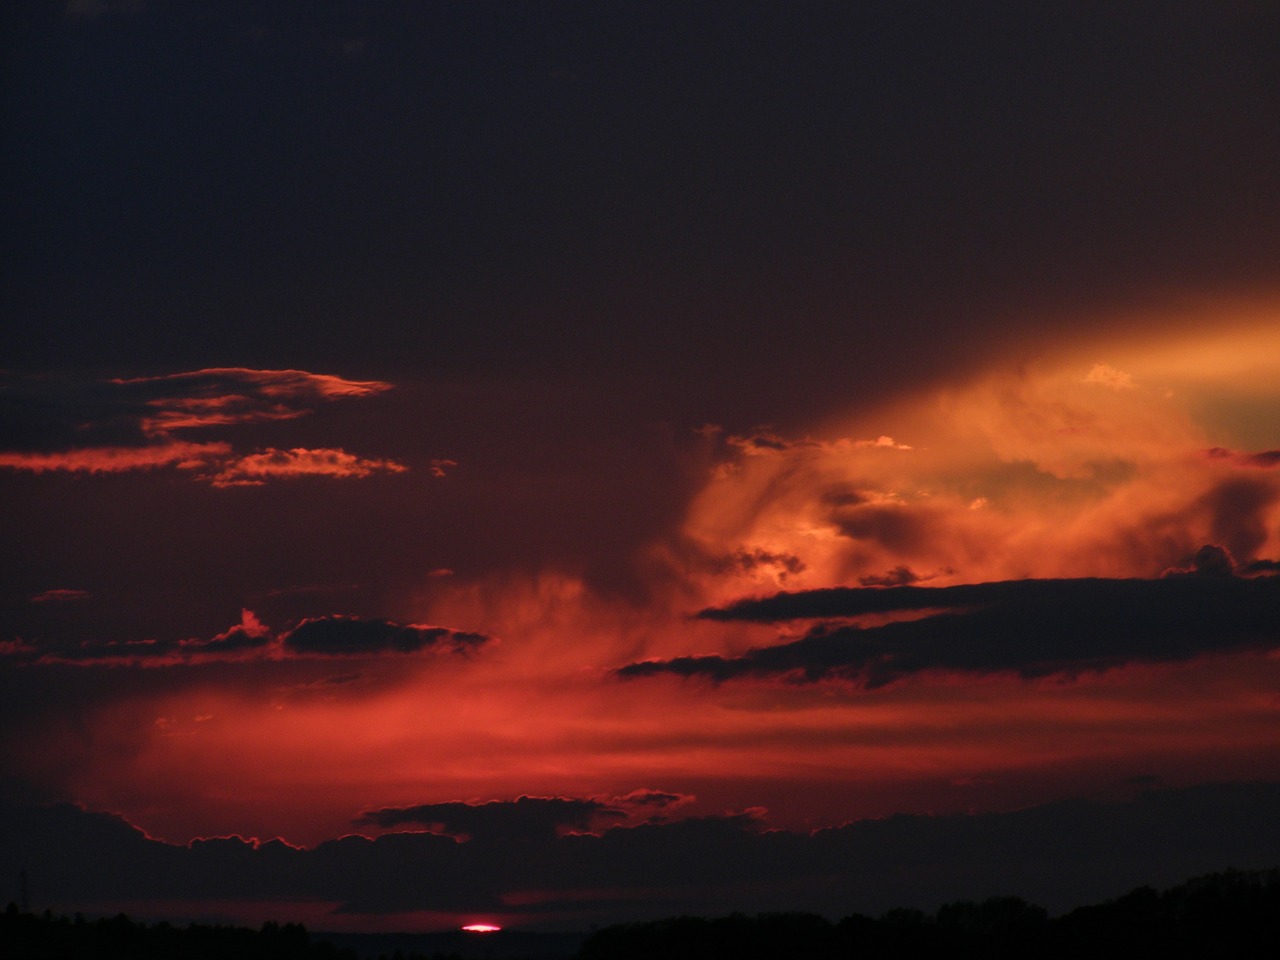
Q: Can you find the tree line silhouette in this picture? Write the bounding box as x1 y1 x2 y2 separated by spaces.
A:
577 868 1279 959
2 867 1276 959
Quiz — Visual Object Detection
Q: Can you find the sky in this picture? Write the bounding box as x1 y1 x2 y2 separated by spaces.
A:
3 0 1280 934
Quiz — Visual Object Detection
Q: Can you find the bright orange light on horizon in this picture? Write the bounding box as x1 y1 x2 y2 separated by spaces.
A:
462 923 502 933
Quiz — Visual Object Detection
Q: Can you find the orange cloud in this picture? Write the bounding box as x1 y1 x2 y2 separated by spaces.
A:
0 441 231 474
0 368 406 486
206 447 407 486
30 588 91 603
5 312 1280 869
675 324 1280 597
110 367 393 436
1082 362 1136 390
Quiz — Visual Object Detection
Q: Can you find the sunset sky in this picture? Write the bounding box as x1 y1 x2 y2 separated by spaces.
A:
3 0 1280 934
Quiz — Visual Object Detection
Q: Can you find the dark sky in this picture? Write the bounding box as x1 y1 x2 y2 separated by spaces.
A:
3 0 1280 933
7 2 1278 393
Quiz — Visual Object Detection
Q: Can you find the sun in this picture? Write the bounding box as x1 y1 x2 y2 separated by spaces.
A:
461 923 502 933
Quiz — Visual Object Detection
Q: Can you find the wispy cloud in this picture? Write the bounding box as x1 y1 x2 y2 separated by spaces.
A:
1083 362 1137 390
110 368 393 436
30 588 91 604
0 368 407 485
0 441 231 474
207 447 408 486
2 610 491 667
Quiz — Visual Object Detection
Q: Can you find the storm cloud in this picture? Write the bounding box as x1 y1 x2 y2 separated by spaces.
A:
282 616 489 657
620 565 1280 687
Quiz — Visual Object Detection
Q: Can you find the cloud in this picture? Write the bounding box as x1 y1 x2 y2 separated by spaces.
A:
282 616 490 657
205 448 408 486
1 611 490 667
1083 363 1136 390
675 349 1280 613
712 548 806 584
618 566 1280 687
724 431 912 459
30 589 91 604
1162 543 1237 578
4 782 1280 924
858 566 925 588
109 368 393 436
356 796 625 841
608 789 697 816
1206 446 1280 469
356 790 699 842
0 369 403 485
429 459 458 478
0 441 232 475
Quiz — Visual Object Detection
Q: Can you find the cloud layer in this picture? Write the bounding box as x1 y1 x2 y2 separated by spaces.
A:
620 566 1280 687
0 369 404 485
356 790 694 842
1 612 490 667
4 782 1279 927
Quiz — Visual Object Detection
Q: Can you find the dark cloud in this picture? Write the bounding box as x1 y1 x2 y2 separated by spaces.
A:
356 796 624 842
1195 478 1278 564
612 789 693 810
714 548 806 581
859 566 925 588
1206 447 1280 469
282 616 488 657
1162 544 1238 579
622 568 1280 686
4 782 1280 924
356 791 697 842
0 613 489 666
834 504 930 553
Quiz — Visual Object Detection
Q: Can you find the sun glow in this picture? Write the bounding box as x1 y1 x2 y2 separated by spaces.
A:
462 923 502 933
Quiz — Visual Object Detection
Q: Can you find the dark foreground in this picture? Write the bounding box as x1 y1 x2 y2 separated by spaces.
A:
3 868 1277 959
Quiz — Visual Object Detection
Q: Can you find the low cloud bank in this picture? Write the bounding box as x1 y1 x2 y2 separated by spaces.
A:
2 782 1279 925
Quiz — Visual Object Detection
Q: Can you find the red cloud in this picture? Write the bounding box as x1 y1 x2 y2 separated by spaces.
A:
30 588 91 603
206 448 407 487
0 441 231 474
3 610 490 667
110 368 393 435
0 368 410 486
